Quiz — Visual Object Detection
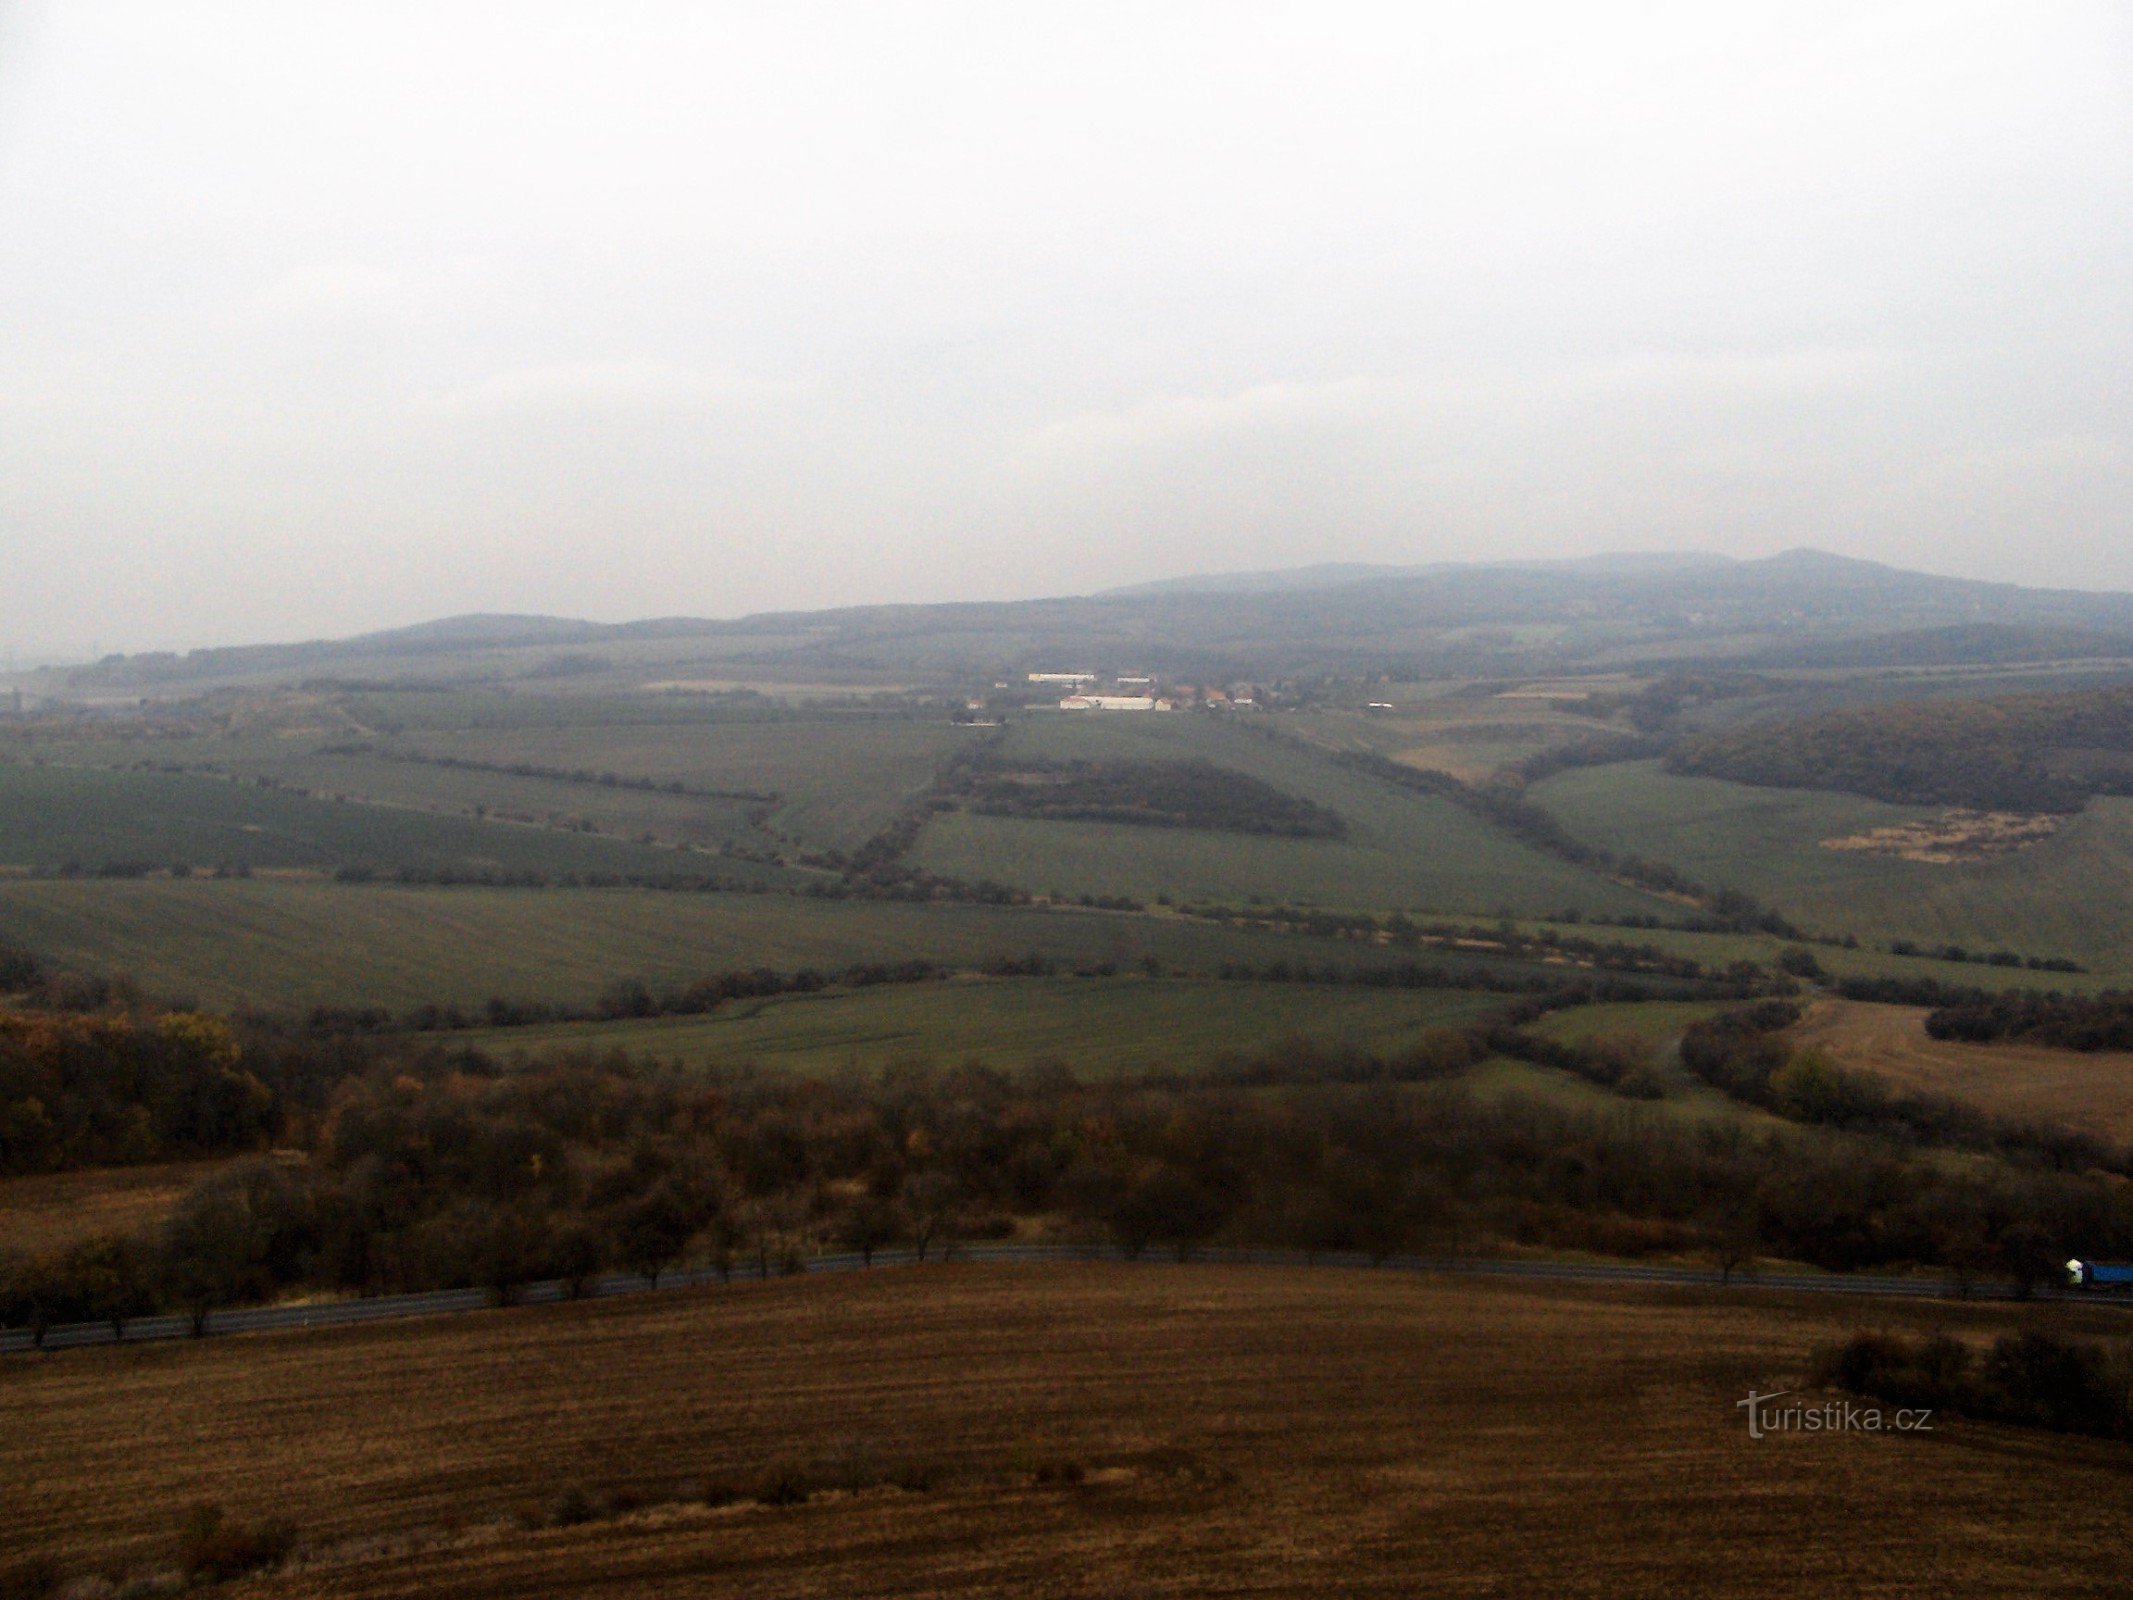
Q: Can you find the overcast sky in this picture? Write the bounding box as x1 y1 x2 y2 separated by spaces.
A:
2 2 2129 656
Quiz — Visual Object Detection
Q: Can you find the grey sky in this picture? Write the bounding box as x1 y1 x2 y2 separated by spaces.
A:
2 2 2129 656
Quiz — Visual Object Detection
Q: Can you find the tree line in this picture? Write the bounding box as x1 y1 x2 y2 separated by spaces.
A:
1924 989 2133 1052
1819 1328 2133 1441
0 1009 276 1176
9 1001 2133 1342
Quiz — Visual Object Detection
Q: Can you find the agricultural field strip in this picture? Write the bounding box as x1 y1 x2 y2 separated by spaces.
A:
1530 761 2133 974
0 759 776 870
3 1242 2087 1355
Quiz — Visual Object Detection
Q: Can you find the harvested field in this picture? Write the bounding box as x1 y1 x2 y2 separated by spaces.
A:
4 1263 2131 1597
1794 998 2133 1144
0 1160 225 1255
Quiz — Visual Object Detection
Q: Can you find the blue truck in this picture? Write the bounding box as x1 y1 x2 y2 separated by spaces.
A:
2065 1259 2133 1290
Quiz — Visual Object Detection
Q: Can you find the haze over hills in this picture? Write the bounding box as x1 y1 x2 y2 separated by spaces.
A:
36 548 2133 693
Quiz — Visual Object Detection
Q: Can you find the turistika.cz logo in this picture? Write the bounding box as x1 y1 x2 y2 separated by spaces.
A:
1737 1389 1933 1439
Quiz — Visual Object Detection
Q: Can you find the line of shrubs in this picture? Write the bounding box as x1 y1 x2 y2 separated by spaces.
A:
27 860 792 892
1176 902 1775 988
272 959 979 1037
313 743 780 805
1887 938 2084 972
1923 989 2133 1052
1816 1328 2133 1440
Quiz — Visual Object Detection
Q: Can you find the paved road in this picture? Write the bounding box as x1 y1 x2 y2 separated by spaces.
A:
7 1244 2117 1355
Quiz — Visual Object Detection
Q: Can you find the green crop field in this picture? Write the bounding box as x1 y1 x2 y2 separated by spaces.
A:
0 765 776 882
0 879 1552 1012
7 736 770 852
395 717 983 851
248 750 767 849
1532 761 2133 974
457 974 1510 1078
911 712 1673 918
1528 999 1727 1048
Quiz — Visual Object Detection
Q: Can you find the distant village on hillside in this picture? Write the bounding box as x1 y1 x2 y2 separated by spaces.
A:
1021 671 1259 714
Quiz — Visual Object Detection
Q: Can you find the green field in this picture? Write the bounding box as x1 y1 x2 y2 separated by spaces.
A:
212 747 759 849
457 974 1510 1078
0 879 1562 1012
1532 761 2133 973
0 765 782 882
1527 999 1727 1048
397 717 983 852
911 713 1672 918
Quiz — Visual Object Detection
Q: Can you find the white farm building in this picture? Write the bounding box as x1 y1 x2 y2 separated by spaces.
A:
1059 695 1159 711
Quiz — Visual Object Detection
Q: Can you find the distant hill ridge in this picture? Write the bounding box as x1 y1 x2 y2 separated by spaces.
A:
52 549 2133 688
1098 550 1736 597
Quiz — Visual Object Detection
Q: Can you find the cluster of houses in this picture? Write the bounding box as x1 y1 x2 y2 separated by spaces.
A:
1024 672 1259 713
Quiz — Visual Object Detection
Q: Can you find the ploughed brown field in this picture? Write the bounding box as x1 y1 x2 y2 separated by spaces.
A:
5 1264 2133 1597
1795 998 2133 1144
0 1159 228 1256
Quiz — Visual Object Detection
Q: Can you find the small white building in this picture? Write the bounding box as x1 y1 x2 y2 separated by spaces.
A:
1028 672 1097 685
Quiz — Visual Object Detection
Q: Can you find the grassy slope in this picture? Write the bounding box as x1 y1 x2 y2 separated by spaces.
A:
456 976 1507 1078
1532 761 2133 972
0 765 765 881
0 880 1528 1011
6 1265 2129 1597
913 714 1670 918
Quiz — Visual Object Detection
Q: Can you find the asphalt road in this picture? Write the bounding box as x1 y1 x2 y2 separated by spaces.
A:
6 1244 2116 1355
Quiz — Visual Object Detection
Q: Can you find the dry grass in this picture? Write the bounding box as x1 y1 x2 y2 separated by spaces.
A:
0 1159 225 1255
1821 810 2061 863
1795 998 2133 1144
3 1263 2131 1597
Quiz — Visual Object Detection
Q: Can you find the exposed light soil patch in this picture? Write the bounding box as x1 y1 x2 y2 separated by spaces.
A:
1820 809 2060 863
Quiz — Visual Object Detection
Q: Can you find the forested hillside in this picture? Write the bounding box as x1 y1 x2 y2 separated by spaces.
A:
1669 685 2133 812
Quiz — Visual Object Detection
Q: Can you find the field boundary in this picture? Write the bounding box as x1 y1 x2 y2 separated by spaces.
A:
5 1242 2117 1355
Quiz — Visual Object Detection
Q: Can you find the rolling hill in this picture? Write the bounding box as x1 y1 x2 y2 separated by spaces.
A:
38 550 2133 692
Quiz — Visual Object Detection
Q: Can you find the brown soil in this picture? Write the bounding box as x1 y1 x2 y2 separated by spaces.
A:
4 1263 2131 1597
1794 998 2133 1144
